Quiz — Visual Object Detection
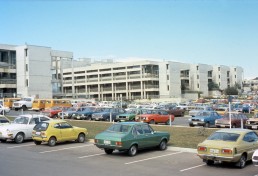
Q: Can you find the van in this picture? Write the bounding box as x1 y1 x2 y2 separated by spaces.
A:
31 99 46 111
4 98 21 108
44 99 72 109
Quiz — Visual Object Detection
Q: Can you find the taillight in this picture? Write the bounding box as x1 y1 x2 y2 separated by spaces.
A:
116 141 122 146
198 146 207 152
222 148 233 154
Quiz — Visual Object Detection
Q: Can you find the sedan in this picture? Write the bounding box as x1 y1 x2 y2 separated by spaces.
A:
0 114 51 143
32 120 88 146
94 122 170 156
215 112 248 128
252 149 258 166
197 129 258 168
189 111 221 127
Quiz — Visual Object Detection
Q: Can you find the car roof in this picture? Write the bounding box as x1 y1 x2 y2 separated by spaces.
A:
118 122 147 125
40 119 66 124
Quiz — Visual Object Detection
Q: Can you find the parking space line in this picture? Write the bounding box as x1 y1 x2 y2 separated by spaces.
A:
180 164 206 172
40 144 93 153
7 144 35 149
78 153 105 158
125 151 183 165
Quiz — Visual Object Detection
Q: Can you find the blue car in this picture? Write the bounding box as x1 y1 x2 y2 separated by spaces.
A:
189 110 222 127
71 107 104 120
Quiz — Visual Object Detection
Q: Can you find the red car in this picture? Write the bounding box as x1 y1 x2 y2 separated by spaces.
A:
215 112 248 128
41 106 70 118
135 109 174 125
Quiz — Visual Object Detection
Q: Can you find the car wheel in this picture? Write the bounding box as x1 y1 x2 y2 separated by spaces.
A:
189 124 194 127
14 133 24 144
159 140 167 150
204 122 210 128
165 120 171 125
128 145 138 156
104 148 114 154
52 114 58 119
0 139 7 143
34 140 42 145
77 133 85 143
22 105 27 111
149 120 155 124
232 124 237 128
48 137 57 147
206 160 214 165
236 154 246 169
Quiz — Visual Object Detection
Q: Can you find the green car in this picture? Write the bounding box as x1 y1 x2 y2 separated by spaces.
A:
116 109 141 122
94 122 170 156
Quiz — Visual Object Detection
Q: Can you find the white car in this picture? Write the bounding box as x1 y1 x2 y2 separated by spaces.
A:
0 104 10 115
252 149 258 166
0 114 51 143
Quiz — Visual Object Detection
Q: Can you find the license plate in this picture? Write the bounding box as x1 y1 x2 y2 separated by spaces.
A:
210 149 219 154
193 122 198 125
252 126 258 129
36 132 41 136
220 125 225 127
104 140 111 145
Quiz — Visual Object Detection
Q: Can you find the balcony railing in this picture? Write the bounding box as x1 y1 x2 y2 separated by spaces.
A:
116 86 126 90
0 79 16 84
145 85 159 89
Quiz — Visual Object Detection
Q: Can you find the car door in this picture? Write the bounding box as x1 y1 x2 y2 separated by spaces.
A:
141 124 159 147
26 117 40 139
59 122 76 141
133 125 147 148
242 132 258 160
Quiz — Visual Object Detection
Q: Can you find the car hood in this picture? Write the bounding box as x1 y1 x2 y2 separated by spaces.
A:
192 116 206 120
95 131 127 141
0 124 28 131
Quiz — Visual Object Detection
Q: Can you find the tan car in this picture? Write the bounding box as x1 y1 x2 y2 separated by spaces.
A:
246 113 258 130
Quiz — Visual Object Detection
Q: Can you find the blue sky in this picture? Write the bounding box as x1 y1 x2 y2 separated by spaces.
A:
1 0 258 79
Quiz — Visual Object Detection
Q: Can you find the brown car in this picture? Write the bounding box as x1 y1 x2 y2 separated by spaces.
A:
215 112 248 128
167 106 185 117
135 109 174 125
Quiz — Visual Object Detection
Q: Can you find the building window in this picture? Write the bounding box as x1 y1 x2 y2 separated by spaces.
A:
167 75 169 80
26 64 28 72
197 75 199 79
196 66 199 70
219 75 220 79
25 49 28 57
167 85 169 91
166 64 169 70
235 75 236 78
218 67 220 71
26 79 29 87
197 84 199 88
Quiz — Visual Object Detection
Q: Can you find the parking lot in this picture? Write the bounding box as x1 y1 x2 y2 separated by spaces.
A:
0 140 257 176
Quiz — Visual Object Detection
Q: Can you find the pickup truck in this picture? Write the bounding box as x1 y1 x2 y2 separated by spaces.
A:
13 97 34 111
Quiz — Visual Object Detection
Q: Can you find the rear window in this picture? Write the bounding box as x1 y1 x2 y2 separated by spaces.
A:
106 124 131 133
33 122 49 131
207 132 240 142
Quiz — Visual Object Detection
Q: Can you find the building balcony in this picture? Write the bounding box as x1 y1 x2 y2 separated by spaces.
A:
116 86 126 91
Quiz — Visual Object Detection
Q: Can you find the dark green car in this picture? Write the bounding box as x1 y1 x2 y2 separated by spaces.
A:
115 109 141 122
94 122 170 156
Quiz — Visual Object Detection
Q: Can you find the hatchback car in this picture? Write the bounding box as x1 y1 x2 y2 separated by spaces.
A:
94 122 170 156
189 111 221 127
197 129 258 168
32 120 88 146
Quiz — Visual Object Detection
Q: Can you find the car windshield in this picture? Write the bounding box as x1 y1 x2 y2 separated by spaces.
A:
13 116 29 124
207 132 240 142
106 124 132 133
33 122 49 131
196 111 211 116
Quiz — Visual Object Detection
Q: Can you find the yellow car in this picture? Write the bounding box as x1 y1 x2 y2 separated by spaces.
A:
197 129 258 168
32 120 87 146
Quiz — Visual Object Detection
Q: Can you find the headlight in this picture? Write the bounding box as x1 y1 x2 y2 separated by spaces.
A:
200 119 204 122
215 120 218 123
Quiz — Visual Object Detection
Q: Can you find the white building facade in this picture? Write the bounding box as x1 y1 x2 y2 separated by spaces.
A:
0 43 244 100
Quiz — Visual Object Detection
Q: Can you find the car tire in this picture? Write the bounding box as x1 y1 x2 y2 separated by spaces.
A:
204 122 210 128
189 124 194 127
206 160 214 165
128 145 138 156
14 133 24 144
34 140 42 145
48 137 57 147
104 148 114 154
165 120 170 125
22 105 27 111
77 133 85 143
236 154 246 169
150 120 155 124
232 124 237 128
159 140 167 150
52 114 58 119
0 139 7 143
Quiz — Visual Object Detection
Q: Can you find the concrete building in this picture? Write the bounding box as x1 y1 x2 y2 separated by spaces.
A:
0 43 244 101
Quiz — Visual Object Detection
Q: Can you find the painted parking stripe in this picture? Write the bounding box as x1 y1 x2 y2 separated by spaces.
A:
78 153 105 159
7 144 35 149
180 164 206 172
125 151 183 165
40 144 93 154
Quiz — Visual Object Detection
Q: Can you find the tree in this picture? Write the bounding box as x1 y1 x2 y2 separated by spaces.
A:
208 81 219 91
224 86 238 95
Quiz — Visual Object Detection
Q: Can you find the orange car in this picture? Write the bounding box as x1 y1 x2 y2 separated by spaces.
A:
135 109 174 125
